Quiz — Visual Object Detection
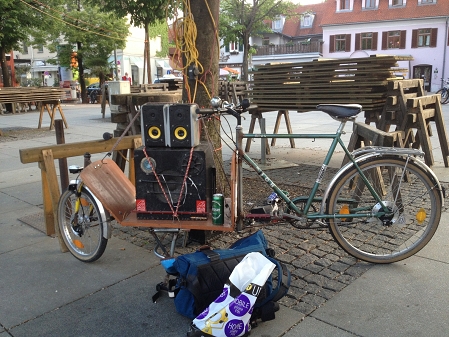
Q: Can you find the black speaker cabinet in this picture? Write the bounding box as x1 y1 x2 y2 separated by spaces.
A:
141 103 166 147
164 104 200 148
135 146 210 220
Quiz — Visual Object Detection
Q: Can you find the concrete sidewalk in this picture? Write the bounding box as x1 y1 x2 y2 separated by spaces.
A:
1 102 449 336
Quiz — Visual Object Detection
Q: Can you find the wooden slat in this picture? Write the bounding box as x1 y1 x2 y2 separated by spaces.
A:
248 55 413 115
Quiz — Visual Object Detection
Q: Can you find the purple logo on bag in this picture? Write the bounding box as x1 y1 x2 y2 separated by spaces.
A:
214 287 229 303
196 306 209 319
229 294 251 316
224 319 245 337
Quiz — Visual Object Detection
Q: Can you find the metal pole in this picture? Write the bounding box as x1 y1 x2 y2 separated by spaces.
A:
260 118 267 165
236 125 244 232
55 119 69 190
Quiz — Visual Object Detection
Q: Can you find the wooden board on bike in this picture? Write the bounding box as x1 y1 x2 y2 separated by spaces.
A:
80 155 238 232
80 159 136 222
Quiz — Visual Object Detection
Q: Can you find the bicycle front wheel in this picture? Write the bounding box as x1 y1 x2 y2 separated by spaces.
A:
326 156 442 263
58 187 108 262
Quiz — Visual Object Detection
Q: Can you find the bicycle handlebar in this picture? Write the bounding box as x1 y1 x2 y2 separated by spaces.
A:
196 97 250 124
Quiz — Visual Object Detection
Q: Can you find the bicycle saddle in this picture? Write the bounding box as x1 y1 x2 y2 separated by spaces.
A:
316 104 363 118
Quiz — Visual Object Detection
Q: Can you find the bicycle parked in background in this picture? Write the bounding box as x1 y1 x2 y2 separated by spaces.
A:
436 78 449 104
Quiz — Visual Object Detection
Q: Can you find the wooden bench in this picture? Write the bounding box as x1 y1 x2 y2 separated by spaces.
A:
377 79 425 132
0 88 67 129
218 81 295 153
401 94 449 167
342 121 404 166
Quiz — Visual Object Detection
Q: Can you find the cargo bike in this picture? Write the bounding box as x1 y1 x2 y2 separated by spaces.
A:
57 98 444 264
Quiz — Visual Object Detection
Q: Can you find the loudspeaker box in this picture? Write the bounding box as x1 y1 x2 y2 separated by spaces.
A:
141 103 166 147
135 146 209 220
164 104 200 148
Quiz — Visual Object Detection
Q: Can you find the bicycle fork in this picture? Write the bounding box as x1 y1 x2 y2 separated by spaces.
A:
68 180 111 240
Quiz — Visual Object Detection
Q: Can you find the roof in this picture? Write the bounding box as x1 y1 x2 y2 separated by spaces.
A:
281 3 327 37
321 1 449 26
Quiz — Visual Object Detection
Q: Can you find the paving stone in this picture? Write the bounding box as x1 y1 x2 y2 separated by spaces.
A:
330 261 351 273
319 268 340 279
292 301 317 316
301 294 327 307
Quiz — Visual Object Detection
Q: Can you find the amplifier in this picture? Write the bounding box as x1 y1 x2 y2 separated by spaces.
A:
135 146 213 220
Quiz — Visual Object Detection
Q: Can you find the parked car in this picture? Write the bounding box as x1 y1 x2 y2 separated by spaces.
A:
87 83 108 104
87 82 100 95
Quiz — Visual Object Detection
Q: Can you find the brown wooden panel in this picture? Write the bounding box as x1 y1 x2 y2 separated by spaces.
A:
80 159 136 223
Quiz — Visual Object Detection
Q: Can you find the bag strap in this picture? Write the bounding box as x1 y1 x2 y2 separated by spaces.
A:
184 249 222 301
257 257 291 307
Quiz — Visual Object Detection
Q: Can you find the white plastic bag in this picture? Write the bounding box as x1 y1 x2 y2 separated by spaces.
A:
192 252 275 337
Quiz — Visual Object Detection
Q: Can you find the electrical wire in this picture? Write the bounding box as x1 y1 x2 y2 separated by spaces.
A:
19 0 130 41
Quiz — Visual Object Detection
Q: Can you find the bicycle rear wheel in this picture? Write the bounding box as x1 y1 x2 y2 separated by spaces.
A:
326 156 442 263
58 187 108 262
436 88 449 104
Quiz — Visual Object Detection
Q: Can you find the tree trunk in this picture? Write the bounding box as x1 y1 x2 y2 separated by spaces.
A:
0 45 11 87
242 32 250 82
142 31 147 84
145 24 151 84
0 44 13 112
189 1 227 194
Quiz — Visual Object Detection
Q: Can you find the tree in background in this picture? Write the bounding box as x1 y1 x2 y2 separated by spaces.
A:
219 0 298 81
94 0 176 84
0 0 61 87
44 3 129 103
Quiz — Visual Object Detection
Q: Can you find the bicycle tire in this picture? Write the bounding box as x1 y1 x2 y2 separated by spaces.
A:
436 88 449 104
326 156 441 263
58 187 108 262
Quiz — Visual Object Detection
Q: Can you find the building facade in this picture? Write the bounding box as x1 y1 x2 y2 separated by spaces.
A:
320 0 449 92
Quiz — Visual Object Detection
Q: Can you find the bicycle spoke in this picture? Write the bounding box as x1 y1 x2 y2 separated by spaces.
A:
327 156 441 263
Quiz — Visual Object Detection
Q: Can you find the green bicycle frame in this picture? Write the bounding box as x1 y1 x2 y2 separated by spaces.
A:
235 119 390 221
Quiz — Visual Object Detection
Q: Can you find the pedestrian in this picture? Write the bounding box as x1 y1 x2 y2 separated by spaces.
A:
122 72 132 85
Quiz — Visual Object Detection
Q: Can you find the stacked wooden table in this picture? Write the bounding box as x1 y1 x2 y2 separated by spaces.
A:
0 87 67 130
249 55 412 118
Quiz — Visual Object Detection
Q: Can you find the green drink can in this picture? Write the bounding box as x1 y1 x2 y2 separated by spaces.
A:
212 194 224 225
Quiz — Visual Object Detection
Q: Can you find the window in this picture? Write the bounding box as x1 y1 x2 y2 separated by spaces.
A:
382 30 406 49
340 0 350 9
355 32 378 50
301 14 314 28
262 37 270 46
329 34 351 53
391 0 404 6
272 16 284 31
337 0 353 12
22 42 28 55
412 28 437 48
364 0 376 9
335 35 347 51
419 0 434 3
37 45 44 53
418 29 431 46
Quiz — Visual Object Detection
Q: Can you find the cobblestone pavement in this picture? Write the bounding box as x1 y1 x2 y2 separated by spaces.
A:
112 163 373 318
